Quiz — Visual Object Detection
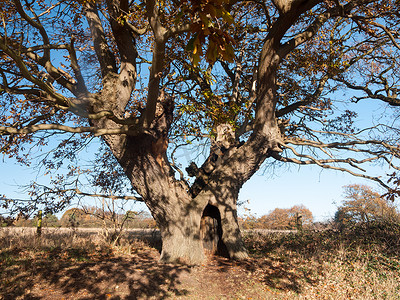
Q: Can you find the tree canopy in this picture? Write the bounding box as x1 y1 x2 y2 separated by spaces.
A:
1 0 400 263
335 184 400 225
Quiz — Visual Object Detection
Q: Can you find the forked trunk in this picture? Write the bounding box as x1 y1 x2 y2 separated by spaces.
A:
81 0 293 265
109 136 250 264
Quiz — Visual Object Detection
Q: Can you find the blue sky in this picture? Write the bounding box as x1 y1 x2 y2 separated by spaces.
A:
237 164 387 221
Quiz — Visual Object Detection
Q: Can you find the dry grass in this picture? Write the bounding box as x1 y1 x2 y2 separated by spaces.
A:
243 222 400 299
1 223 400 299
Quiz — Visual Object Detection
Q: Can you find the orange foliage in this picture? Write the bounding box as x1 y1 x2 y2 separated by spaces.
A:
336 184 400 225
241 205 313 230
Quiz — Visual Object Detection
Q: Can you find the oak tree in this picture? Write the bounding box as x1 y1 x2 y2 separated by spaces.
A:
1 0 400 264
257 205 313 230
335 184 400 225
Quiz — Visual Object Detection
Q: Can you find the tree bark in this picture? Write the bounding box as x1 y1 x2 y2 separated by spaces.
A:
214 198 248 259
158 206 205 264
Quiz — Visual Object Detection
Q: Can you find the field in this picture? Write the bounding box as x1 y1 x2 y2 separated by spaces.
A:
1 223 400 299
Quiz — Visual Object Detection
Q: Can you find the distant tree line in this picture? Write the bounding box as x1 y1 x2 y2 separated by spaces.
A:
1 207 156 229
3 184 399 230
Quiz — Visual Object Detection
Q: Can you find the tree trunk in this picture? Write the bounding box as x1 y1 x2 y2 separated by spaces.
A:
208 191 249 260
126 154 208 264
102 131 259 264
143 179 208 264
102 132 208 264
159 211 205 264
219 203 248 259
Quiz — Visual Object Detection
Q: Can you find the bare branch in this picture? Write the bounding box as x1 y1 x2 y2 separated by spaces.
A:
126 22 149 36
277 74 329 117
2 37 83 96
271 141 395 189
67 37 88 95
336 77 400 106
105 0 138 111
72 188 143 202
0 36 70 108
0 123 139 137
271 149 391 189
165 23 191 39
88 110 140 125
367 20 400 51
7 188 143 205
278 2 353 57
14 0 50 60
84 1 117 78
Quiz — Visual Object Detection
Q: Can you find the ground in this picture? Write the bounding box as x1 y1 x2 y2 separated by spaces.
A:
0 243 283 299
1 225 400 299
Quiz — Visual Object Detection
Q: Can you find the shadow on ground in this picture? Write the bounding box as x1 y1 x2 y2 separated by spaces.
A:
1 246 191 300
1 245 319 300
